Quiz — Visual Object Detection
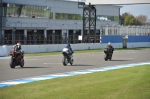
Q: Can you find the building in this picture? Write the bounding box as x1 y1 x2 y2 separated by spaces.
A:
0 0 121 45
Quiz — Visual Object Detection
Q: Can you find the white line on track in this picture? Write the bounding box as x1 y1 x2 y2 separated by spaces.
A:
1 61 150 88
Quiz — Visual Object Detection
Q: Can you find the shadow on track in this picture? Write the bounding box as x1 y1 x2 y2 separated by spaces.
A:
71 64 94 66
15 66 50 69
110 60 131 61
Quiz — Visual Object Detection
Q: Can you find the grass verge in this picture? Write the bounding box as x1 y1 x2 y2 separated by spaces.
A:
0 65 150 99
25 47 150 57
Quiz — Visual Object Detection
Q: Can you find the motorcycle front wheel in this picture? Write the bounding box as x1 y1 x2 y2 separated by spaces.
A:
62 57 68 66
109 53 112 61
104 54 108 61
70 59 74 65
10 57 16 68
20 59 24 67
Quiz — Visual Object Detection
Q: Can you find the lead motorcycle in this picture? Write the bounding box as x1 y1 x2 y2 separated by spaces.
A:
104 48 113 61
62 48 74 66
9 49 25 68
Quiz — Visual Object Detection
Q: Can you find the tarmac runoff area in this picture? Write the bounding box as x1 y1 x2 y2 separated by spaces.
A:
0 50 150 88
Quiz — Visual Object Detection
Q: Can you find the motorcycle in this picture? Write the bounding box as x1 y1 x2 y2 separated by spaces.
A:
9 49 25 68
104 48 113 61
62 48 74 66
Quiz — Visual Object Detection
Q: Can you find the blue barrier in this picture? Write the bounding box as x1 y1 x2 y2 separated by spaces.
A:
102 35 122 43
127 36 150 42
102 35 150 43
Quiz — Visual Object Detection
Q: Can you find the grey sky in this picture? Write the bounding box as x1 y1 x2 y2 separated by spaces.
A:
68 0 150 20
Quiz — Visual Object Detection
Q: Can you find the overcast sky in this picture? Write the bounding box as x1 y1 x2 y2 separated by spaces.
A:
68 0 150 20
120 4 150 20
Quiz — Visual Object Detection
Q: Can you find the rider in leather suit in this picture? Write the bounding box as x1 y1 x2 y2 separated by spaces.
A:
65 43 73 56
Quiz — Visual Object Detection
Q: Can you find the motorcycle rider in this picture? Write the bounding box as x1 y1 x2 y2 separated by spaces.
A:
104 42 114 54
65 43 73 56
13 42 24 60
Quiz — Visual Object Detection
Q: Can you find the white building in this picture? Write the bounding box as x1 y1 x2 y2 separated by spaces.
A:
0 0 121 44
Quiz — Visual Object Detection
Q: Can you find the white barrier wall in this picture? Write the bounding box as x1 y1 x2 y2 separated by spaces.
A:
0 45 8 56
5 42 150 54
127 42 150 48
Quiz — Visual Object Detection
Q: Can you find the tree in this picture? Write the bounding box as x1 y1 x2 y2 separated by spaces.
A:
136 15 147 25
120 12 140 25
124 15 138 25
120 12 130 25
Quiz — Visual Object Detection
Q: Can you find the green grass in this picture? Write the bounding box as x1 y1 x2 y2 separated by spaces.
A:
25 49 103 57
25 47 150 57
0 65 150 99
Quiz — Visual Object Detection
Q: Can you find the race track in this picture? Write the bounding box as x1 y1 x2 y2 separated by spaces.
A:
0 50 150 82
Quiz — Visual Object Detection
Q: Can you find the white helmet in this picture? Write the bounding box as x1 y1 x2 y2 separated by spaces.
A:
108 42 111 45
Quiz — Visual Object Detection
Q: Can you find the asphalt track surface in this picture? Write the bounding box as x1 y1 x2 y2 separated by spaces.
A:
0 49 150 82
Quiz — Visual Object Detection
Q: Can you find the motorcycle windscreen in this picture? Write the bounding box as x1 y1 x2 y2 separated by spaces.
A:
62 48 68 52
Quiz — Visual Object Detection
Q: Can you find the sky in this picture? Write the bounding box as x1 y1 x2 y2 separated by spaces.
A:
120 4 150 20
68 0 150 21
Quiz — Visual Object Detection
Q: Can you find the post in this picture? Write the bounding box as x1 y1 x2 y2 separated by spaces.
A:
12 28 16 44
0 0 2 45
122 35 128 48
33 30 37 44
24 29 27 44
73 30 76 44
100 29 102 43
74 23 77 44
52 30 55 44
44 29 47 44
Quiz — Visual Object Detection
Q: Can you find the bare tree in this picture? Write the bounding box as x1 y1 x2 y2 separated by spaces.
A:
136 15 147 25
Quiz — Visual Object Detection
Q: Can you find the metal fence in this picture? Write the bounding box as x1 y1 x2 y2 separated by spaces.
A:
102 25 150 36
1 25 150 45
1 34 101 45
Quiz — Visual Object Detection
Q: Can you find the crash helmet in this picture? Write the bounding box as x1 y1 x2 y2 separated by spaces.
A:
108 42 111 45
17 42 21 49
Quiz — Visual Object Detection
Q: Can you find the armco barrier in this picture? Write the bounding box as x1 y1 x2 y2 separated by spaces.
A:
127 42 150 48
5 42 150 54
0 45 8 56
